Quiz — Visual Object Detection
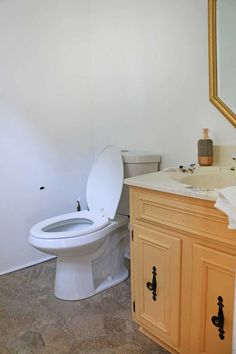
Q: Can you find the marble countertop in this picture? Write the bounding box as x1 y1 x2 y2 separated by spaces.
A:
124 167 231 201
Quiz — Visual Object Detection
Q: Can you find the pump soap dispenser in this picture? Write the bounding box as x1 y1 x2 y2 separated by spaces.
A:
198 128 213 166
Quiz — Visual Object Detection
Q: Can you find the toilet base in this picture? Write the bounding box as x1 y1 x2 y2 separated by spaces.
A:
54 258 129 301
54 223 129 300
55 260 128 300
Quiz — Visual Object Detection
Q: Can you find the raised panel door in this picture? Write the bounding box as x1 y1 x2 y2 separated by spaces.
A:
190 244 236 354
132 225 182 349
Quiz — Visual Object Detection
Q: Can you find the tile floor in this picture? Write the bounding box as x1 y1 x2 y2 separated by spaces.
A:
0 259 169 354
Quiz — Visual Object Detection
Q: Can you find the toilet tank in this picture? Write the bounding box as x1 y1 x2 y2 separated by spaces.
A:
117 150 161 216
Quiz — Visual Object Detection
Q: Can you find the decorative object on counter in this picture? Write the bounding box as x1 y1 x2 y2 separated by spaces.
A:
179 163 196 173
231 153 236 171
198 128 213 166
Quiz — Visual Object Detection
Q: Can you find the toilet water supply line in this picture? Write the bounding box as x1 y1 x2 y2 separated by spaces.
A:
76 197 81 212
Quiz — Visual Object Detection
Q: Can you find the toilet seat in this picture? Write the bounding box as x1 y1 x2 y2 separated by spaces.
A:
31 210 109 240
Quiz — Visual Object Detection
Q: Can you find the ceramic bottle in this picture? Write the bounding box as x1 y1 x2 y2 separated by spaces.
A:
198 128 213 166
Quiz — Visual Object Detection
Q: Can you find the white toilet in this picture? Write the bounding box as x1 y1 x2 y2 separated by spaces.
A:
29 146 160 300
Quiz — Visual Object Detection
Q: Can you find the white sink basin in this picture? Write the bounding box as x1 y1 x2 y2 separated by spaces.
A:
173 169 236 189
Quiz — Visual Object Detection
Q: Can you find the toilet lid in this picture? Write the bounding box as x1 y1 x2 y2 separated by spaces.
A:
86 146 124 219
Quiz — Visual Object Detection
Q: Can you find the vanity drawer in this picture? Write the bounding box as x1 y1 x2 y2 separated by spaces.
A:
130 187 236 246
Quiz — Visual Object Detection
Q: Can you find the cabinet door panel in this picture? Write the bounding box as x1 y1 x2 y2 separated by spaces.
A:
132 225 181 348
190 244 236 354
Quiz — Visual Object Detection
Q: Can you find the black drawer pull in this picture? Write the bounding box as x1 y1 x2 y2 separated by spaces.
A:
146 266 157 301
211 296 225 340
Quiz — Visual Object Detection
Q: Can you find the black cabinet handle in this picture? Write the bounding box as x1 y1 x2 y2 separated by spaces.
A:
146 266 157 301
211 296 225 340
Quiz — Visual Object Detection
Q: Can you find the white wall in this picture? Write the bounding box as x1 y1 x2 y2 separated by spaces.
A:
0 0 94 274
0 0 236 274
90 0 236 168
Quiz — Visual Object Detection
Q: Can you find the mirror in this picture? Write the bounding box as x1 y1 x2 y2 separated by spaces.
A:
208 0 236 127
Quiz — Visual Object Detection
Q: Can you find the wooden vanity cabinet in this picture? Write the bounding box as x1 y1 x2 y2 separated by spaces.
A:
129 186 236 354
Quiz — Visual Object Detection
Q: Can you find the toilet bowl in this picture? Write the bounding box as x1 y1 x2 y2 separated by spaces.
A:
29 146 129 300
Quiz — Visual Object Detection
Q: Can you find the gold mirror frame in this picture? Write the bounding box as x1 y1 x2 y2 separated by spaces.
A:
208 0 236 127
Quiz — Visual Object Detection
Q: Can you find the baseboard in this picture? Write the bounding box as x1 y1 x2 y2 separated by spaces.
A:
0 255 56 276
